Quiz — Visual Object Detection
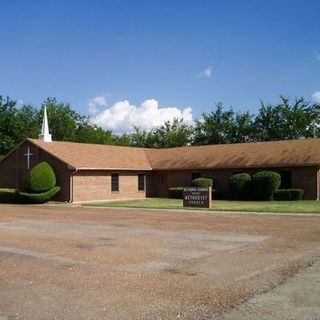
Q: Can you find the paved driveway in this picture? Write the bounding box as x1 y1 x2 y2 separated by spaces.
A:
0 204 319 319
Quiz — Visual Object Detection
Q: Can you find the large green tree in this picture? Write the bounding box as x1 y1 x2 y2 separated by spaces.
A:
193 103 255 145
129 118 193 148
0 96 19 155
41 98 84 142
152 118 193 148
254 96 320 141
128 127 156 147
0 96 40 155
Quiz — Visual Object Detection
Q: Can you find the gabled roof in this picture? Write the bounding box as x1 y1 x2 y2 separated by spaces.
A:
145 138 320 170
28 139 152 170
11 137 320 171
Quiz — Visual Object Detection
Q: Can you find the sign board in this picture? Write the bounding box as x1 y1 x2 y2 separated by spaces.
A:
183 187 211 208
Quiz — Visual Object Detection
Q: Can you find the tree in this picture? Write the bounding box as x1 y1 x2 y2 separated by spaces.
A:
193 103 255 145
41 98 83 142
151 118 193 148
0 96 19 155
0 96 40 155
128 127 156 147
128 119 193 148
254 96 320 141
15 104 40 141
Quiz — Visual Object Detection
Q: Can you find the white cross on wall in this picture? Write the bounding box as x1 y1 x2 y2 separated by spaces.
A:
24 147 33 170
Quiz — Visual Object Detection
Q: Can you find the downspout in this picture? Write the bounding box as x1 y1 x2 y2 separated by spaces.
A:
70 169 78 203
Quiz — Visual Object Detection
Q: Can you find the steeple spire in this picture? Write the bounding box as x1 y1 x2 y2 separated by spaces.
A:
39 106 52 142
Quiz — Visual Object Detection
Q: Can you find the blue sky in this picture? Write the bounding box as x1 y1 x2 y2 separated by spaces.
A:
1 0 319 132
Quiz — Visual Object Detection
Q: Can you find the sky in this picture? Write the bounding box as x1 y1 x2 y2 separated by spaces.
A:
0 0 319 133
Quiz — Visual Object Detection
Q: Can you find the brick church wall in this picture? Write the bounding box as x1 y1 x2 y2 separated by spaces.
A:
0 140 72 202
150 166 320 200
291 167 319 200
0 151 19 189
71 170 147 202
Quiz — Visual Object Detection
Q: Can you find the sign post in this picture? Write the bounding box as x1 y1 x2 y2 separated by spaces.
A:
183 187 212 209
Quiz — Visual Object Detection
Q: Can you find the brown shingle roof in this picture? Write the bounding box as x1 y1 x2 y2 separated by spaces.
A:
28 139 152 170
29 138 320 171
145 139 320 170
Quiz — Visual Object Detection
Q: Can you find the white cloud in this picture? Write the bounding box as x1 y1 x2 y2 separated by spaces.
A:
197 66 213 78
312 91 320 103
91 99 193 134
87 96 107 115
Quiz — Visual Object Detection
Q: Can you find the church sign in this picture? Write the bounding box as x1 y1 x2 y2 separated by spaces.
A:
183 187 212 208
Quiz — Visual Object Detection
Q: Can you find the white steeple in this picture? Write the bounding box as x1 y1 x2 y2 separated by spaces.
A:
39 106 52 142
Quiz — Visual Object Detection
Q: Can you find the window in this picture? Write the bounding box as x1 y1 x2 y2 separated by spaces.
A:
280 171 292 189
111 173 119 192
191 172 201 181
138 174 145 191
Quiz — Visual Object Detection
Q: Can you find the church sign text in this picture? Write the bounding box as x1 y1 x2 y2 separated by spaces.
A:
183 187 212 208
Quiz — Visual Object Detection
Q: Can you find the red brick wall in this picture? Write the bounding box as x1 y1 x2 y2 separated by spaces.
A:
291 167 319 200
150 167 320 200
148 169 234 197
0 151 19 189
0 141 72 202
71 170 147 202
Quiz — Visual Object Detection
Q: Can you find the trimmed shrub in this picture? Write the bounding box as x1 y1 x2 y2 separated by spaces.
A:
0 188 20 203
192 177 213 188
274 189 304 201
251 171 281 200
229 173 251 200
168 187 183 199
26 162 56 192
19 186 61 204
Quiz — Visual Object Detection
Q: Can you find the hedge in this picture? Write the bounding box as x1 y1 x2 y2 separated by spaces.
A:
168 187 183 199
26 162 56 192
274 189 304 201
192 177 213 188
0 188 20 203
251 171 281 200
19 186 61 204
229 173 251 200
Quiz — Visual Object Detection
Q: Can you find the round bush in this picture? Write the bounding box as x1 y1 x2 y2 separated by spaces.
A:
26 162 56 192
251 171 281 200
192 177 213 188
229 173 251 200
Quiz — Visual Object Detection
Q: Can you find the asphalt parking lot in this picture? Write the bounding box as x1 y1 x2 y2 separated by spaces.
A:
0 204 319 320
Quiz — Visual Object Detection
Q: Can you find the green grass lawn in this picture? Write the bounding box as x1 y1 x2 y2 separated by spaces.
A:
85 198 320 214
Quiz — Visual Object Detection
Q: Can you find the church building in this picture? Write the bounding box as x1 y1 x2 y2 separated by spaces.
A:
0 108 319 201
